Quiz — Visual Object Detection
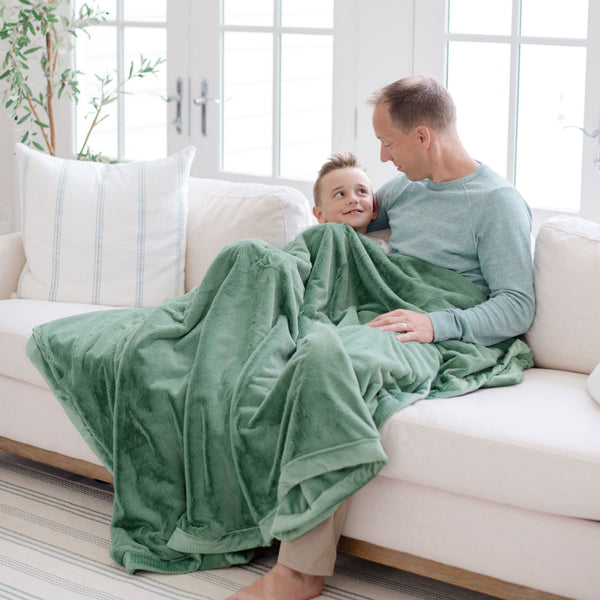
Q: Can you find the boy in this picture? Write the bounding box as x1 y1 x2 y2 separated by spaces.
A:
312 152 378 235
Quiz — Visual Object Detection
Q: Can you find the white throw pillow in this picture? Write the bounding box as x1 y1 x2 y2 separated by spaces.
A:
588 363 600 405
16 144 195 308
525 216 600 374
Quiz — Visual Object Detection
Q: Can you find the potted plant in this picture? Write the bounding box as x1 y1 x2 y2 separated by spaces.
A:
0 0 163 160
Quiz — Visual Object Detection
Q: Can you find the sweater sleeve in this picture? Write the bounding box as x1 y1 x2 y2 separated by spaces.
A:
428 188 535 346
368 176 408 233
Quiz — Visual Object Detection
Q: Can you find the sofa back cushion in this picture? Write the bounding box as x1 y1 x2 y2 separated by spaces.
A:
525 215 600 374
185 178 314 291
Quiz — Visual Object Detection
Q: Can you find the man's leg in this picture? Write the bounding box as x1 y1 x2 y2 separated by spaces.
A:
227 500 349 600
278 499 349 576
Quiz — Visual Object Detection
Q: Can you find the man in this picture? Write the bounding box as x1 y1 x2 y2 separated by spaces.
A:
367 76 534 346
228 75 534 600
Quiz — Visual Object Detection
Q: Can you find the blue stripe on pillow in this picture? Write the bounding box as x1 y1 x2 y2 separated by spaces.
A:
20 147 33 235
175 151 185 296
92 165 107 304
49 161 71 301
136 162 147 308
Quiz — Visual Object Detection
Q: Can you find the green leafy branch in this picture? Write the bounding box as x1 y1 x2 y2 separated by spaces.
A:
0 0 164 160
77 55 164 160
0 0 105 155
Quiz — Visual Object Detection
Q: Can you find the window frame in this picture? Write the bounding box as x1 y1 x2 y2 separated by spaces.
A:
218 5 335 181
73 0 169 162
413 0 600 230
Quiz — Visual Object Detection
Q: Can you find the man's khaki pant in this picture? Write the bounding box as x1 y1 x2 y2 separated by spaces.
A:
277 500 349 576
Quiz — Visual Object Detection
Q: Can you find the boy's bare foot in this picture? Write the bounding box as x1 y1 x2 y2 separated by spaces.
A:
226 563 324 599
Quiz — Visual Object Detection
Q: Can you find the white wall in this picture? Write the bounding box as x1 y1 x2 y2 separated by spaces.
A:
0 105 17 233
0 0 18 233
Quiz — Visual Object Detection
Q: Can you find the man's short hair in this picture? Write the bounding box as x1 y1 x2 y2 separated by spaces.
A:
313 152 367 206
370 75 457 134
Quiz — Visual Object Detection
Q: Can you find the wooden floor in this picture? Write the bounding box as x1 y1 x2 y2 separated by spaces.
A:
0 436 574 600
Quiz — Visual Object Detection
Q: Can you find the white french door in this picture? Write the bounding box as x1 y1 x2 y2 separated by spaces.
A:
166 1 220 179
166 0 353 200
74 1 355 200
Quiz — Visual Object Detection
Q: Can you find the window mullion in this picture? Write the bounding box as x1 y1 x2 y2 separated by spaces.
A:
505 0 522 183
117 0 125 161
273 0 281 178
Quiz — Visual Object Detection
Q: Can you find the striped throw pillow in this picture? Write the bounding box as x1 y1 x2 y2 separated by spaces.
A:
16 144 195 308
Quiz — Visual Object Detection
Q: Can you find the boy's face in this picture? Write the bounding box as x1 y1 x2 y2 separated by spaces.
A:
313 167 377 234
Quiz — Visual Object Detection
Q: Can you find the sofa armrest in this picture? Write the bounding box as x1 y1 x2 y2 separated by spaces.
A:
0 232 25 299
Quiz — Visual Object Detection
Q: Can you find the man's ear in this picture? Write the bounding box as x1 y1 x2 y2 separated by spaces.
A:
313 205 326 223
415 125 431 147
371 196 378 221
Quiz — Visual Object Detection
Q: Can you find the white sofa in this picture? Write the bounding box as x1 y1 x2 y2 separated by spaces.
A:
1 173 600 600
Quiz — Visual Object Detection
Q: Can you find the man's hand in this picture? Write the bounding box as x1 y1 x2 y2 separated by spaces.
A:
367 308 434 343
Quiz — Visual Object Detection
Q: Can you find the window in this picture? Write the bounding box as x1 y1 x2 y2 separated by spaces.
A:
221 0 334 181
444 0 595 214
74 0 167 161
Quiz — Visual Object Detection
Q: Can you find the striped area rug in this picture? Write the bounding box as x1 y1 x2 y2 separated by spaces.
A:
0 451 495 600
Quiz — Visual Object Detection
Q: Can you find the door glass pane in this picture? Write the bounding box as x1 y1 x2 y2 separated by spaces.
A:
281 0 334 28
222 33 273 176
75 26 119 159
223 0 273 26
447 41 511 177
448 0 512 35
123 28 167 160
280 34 333 180
516 45 586 211
521 0 588 38
123 0 166 22
74 2 167 161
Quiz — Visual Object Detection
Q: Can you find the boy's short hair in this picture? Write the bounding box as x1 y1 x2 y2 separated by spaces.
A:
313 152 368 206
370 75 456 134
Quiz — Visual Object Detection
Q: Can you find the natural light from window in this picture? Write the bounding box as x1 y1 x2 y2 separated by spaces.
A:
75 0 167 161
446 0 589 212
221 0 333 181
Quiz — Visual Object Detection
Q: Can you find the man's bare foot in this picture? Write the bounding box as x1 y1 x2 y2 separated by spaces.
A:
226 563 324 599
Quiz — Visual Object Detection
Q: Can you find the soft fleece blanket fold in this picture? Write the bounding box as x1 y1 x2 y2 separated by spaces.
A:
27 223 533 574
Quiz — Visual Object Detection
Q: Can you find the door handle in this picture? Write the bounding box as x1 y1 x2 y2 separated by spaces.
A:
564 125 600 170
193 80 220 136
167 78 183 134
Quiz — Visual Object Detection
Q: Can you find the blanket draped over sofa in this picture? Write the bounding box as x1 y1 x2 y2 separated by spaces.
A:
26 223 533 574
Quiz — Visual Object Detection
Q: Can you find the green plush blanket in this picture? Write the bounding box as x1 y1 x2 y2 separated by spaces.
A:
27 223 533 574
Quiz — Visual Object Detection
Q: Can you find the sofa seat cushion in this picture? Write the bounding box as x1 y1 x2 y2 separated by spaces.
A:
379 367 600 520
0 299 117 387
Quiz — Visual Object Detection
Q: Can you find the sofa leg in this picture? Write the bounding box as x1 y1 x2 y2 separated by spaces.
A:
0 436 113 483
